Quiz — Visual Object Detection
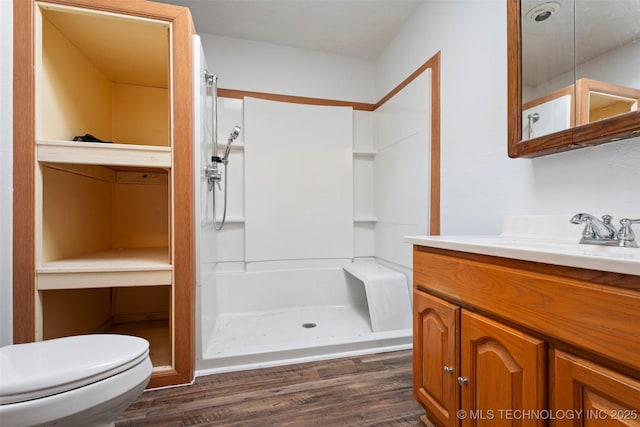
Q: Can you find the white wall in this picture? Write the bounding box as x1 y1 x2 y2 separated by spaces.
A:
376 0 640 236
200 33 376 104
1 0 13 346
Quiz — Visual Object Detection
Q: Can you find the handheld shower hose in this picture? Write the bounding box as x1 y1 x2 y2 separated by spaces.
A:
212 126 241 231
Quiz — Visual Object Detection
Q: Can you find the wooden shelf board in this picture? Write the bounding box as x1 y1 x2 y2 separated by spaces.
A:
37 247 172 289
37 140 172 168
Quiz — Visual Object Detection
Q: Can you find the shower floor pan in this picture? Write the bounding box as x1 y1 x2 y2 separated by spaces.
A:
198 305 411 375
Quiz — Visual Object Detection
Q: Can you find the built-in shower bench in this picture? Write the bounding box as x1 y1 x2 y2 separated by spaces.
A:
342 262 412 332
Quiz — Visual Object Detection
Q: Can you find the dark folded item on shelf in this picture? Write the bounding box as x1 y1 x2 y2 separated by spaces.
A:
72 133 114 143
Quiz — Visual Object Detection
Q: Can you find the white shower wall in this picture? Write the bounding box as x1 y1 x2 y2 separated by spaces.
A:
193 35 219 359
243 98 353 263
374 72 430 270
213 99 377 268
197 32 421 271
204 40 432 276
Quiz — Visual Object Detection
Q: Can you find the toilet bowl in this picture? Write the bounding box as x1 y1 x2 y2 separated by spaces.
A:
0 334 152 427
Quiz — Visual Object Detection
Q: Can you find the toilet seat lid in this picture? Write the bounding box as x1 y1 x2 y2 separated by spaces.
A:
0 334 149 405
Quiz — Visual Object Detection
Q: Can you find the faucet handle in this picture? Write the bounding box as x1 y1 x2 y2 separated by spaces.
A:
617 218 640 244
601 215 618 237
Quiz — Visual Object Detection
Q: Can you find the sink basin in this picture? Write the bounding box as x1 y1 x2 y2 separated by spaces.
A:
404 216 640 276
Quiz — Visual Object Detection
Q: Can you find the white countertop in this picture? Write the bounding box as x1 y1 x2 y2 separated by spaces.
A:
404 215 640 276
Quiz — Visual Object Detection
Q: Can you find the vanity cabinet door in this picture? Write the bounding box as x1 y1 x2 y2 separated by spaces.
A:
460 310 546 427
550 350 640 427
413 289 460 427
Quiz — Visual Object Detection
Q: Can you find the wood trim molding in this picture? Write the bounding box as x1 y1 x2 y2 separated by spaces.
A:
374 55 437 110
218 88 376 112
13 0 36 344
428 53 441 236
161 3 195 389
30 0 191 20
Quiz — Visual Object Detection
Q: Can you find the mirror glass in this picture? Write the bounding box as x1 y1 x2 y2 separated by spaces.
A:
574 0 640 125
510 0 640 157
521 0 575 141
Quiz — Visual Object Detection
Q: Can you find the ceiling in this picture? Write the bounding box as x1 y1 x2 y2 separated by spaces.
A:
157 0 423 59
157 0 639 86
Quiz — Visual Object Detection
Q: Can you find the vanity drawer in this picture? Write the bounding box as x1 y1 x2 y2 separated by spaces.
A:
413 246 640 372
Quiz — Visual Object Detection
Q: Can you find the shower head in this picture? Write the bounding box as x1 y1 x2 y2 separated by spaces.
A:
230 126 240 141
223 126 241 162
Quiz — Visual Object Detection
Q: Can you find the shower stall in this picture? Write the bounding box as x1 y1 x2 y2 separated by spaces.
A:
193 36 416 374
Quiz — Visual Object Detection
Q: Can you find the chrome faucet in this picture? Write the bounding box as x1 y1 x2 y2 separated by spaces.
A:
570 213 639 248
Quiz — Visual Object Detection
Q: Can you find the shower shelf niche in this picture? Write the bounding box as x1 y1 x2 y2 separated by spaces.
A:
353 147 376 225
354 216 378 223
353 150 377 159
214 216 245 223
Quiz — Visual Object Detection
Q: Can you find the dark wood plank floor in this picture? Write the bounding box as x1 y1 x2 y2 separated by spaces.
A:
116 350 425 427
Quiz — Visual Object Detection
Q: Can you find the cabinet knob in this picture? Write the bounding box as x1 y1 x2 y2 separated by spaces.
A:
457 376 469 386
443 366 454 374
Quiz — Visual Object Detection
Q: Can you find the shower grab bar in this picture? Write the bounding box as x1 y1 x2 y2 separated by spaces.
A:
205 70 218 159
204 71 221 192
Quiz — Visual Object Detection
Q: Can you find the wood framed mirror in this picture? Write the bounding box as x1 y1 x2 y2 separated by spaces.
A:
508 0 640 158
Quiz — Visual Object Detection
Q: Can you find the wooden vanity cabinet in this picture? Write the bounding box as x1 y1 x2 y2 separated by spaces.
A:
414 290 545 427
412 246 640 427
13 0 195 388
550 350 640 427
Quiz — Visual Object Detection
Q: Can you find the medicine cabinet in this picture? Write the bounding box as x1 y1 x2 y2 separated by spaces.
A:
508 0 640 157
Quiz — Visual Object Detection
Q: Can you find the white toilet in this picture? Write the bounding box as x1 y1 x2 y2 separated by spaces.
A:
0 334 152 427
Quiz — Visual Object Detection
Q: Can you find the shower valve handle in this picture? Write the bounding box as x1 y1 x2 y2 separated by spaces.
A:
205 164 222 191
